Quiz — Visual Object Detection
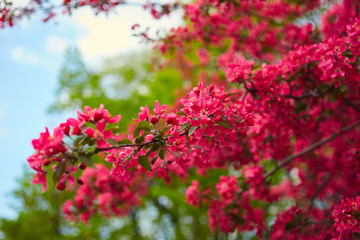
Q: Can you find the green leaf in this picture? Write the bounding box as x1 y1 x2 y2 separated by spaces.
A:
215 122 231 129
82 136 96 146
106 126 119 133
159 126 172 135
226 92 238 98
340 85 347 93
180 122 190 132
147 144 160 156
133 126 141 139
73 136 85 146
353 209 360 221
85 145 97 155
135 135 145 144
52 161 66 187
133 121 151 139
158 149 165 160
155 118 166 131
263 160 286 185
117 138 133 145
137 155 152 171
296 101 307 112
176 111 186 116
188 126 198 136
139 120 151 131
78 154 96 169
106 138 118 146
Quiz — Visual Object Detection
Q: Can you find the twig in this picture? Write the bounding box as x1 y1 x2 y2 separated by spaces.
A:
343 97 360 113
285 87 333 100
305 173 331 216
241 90 248 100
264 119 360 179
94 124 197 154
94 139 159 153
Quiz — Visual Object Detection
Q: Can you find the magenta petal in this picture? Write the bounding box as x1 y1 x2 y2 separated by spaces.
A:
96 139 107 148
32 173 47 193
190 119 201 126
67 118 78 126
138 112 147 121
108 114 121 124
103 130 114 139
204 127 215 137
84 128 95 138
96 121 106 132
194 128 203 138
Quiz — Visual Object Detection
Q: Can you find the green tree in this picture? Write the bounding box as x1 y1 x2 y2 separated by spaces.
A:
1 48 221 240
50 47 185 131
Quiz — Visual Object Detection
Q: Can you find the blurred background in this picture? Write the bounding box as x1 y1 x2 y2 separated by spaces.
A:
0 1 214 239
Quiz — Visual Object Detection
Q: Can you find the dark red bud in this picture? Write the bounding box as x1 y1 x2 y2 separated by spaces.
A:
77 178 84 185
246 117 254 126
43 160 51 166
209 85 214 92
79 163 87 170
240 129 247 137
149 115 159 125
93 112 103 122
56 182 66 191
245 104 253 113
214 116 222 122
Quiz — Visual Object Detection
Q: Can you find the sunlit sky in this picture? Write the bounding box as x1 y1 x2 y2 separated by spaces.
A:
0 1 182 218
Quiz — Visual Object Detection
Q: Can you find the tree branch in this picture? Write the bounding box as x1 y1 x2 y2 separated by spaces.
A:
285 87 333 100
264 119 360 179
305 173 331 216
94 124 198 154
94 139 160 153
343 97 360 113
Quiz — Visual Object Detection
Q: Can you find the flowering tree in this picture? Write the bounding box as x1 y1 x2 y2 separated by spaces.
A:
8 0 360 238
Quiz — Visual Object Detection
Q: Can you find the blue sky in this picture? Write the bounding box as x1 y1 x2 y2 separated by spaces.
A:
0 3 181 218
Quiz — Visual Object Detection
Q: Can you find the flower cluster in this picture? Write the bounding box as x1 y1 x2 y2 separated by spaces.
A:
27 104 121 192
23 0 360 238
332 197 360 239
62 164 144 222
28 82 255 220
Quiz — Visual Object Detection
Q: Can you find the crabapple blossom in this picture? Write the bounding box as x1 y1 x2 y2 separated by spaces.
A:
21 0 360 238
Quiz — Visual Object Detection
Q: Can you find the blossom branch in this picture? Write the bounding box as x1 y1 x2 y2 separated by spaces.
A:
343 97 360 113
284 86 333 100
305 173 332 216
94 139 161 153
264 119 360 179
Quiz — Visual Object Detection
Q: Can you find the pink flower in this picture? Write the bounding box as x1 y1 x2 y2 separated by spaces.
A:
197 48 210 65
190 118 215 137
165 112 179 125
134 105 149 122
186 180 200 207
153 100 167 115
32 172 47 193
216 176 239 201
225 55 254 82
84 121 114 147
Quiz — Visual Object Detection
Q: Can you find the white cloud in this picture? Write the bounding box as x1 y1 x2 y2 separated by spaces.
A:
71 6 183 66
44 35 69 55
73 10 134 63
10 46 42 65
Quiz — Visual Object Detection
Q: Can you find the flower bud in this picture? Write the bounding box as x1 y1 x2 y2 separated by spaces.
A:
214 115 222 122
79 163 87 170
149 115 159 124
77 178 84 185
56 182 66 191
